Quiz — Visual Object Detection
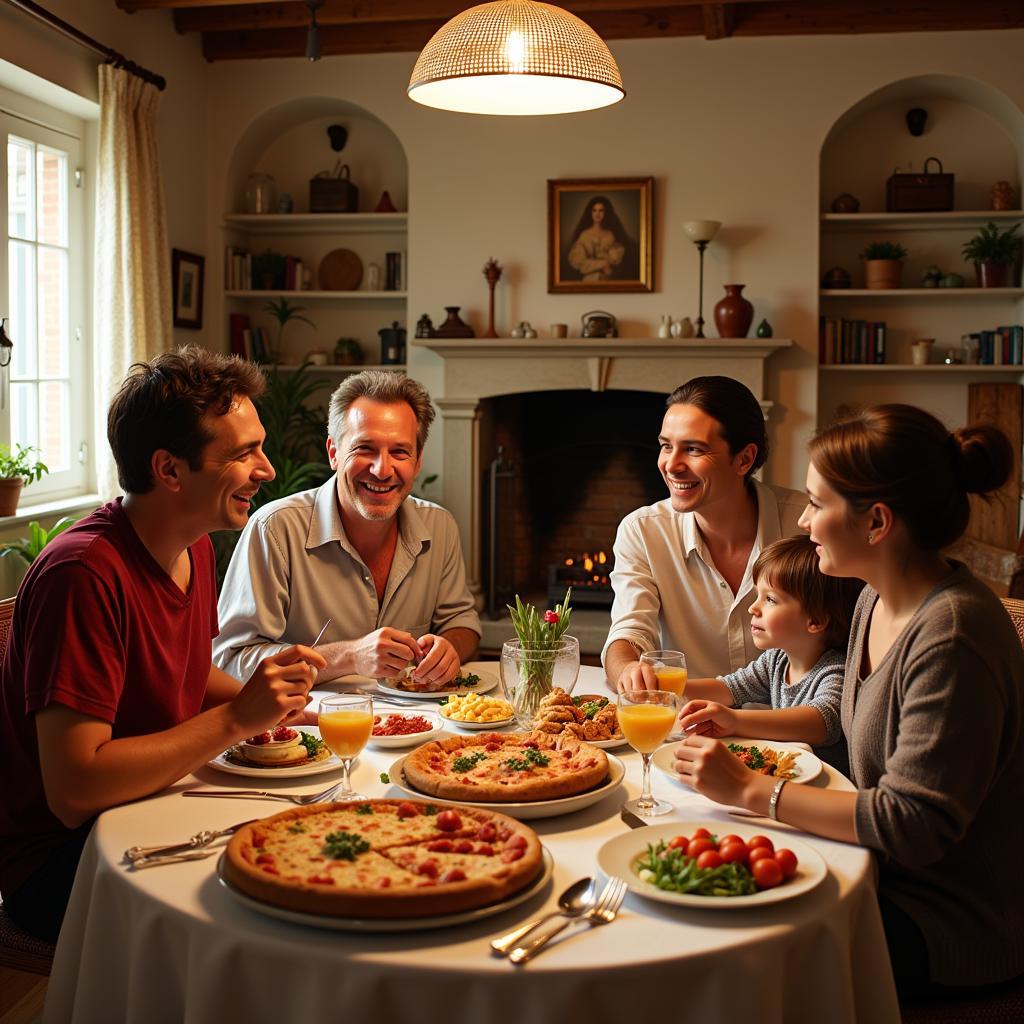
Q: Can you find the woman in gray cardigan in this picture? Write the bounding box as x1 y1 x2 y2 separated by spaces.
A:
674 404 1023 996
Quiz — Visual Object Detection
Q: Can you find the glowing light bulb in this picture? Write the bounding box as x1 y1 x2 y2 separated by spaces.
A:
505 29 526 71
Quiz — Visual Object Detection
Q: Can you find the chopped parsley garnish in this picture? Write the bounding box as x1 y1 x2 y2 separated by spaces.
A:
572 696 608 719
505 748 551 772
355 804 374 815
379 772 390 784
727 742 766 771
287 823 307 834
299 731 326 757
457 671 481 687
423 804 438 815
452 751 488 773
322 831 371 861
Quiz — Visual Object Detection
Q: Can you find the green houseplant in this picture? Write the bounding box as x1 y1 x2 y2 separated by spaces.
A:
0 516 78 566
962 221 1022 288
251 249 286 290
263 297 314 363
0 443 49 516
860 241 908 290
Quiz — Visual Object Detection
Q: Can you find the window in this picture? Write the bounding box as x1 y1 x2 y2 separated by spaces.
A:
1 95 89 502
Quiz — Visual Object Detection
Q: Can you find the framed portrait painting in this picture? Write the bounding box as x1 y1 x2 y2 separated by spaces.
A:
548 177 654 293
172 248 205 329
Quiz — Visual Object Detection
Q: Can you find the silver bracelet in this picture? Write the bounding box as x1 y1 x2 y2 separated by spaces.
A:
768 777 787 821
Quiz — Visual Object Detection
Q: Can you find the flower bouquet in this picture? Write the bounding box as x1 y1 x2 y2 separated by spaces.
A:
500 589 580 730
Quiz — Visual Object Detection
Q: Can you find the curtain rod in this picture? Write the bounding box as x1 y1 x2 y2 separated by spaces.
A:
4 0 166 91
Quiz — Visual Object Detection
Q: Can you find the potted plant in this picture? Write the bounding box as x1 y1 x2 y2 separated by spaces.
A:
333 337 363 366
962 221 1022 288
251 249 286 290
860 241 908 290
0 444 48 516
0 516 78 566
262 297 314 363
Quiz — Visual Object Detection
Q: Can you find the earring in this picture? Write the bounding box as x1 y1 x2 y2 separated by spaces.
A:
867 533 875 543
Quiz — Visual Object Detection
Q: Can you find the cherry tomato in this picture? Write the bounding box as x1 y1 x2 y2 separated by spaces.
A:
748 847 776 866
690 827 712 841
668 835 690 850
687 838 716 859
696 850 723 870
436 810 462 832
718 834 744 848
774 848 798 879
748 835 775 854
751 857 783 889
718 841 749 865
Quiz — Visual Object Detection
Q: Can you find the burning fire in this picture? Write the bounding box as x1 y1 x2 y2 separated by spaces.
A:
562 551 610 587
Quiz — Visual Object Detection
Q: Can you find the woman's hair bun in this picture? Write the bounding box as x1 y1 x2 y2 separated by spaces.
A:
950 425 1014 495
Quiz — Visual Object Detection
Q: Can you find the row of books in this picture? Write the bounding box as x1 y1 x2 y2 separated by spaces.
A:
225 248 309 292
385 251 406 291
971 325 1024 366
228 313 272 362
819 317 887 365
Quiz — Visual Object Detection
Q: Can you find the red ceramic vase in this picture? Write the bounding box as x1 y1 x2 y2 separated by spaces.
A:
714 284 754 339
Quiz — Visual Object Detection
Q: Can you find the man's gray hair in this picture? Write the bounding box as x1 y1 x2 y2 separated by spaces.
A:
327 370 436 452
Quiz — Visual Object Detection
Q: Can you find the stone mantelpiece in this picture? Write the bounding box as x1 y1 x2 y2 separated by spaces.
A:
414 336 793 606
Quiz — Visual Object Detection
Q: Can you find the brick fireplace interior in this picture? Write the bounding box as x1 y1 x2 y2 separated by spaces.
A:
480 389 667 618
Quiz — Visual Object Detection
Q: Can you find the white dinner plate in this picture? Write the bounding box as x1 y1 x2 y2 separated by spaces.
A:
376 662 499 700
439 712 515 731
208 727 343 778
387 752 625 820
217 848 553 932
367 712 444 749
597 822 827 910
583 734 630 750
653 738 823 787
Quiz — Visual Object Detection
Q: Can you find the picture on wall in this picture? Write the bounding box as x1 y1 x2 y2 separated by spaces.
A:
548 177 654 293
172 248 205 329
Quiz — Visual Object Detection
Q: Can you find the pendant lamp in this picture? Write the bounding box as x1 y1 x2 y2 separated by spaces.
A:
408 1 624 116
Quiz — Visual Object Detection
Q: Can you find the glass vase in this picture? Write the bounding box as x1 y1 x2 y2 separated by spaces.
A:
244 172 276 214
500 637 580 730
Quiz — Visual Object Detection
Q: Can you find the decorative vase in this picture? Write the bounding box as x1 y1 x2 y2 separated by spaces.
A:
974 261 1012 288
713 284 754 339
678 316 695 338
756 318 773 338
831 193 860 213
0 477 24 517
499 637 580 730
433 306 475 338
990 181 1017 211
864 259 903 290
244 172 276 214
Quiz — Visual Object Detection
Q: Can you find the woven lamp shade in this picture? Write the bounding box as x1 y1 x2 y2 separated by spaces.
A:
408 0 624 116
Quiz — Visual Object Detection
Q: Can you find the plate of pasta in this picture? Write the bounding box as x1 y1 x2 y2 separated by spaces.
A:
653 738 823 786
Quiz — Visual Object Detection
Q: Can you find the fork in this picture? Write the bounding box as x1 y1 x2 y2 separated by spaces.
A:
181 781 344 805
507 876 627 964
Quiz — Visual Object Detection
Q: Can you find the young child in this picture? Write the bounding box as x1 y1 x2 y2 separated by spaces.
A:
679 534 862 770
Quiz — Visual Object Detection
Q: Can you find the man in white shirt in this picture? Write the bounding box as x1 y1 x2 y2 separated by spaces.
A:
602 376 805 689
215 371 480 688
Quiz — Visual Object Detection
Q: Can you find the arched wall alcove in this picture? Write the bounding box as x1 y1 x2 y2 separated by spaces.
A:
224 96 407 214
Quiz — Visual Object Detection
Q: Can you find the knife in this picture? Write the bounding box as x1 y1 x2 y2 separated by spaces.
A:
123 819 257 863
620 808 649 829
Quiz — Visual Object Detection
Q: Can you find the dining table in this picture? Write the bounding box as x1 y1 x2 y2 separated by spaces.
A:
43 664 900 1024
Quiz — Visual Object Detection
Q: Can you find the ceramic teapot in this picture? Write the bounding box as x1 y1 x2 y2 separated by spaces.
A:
581 310 618 338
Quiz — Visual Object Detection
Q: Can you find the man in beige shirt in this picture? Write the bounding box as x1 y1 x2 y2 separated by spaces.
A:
215 371 480 687
602 376 805 688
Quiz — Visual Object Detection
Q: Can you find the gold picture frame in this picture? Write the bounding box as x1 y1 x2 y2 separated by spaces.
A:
548 177 654 293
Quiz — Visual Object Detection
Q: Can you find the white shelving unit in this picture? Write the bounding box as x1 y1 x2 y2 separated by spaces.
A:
274 363 406 373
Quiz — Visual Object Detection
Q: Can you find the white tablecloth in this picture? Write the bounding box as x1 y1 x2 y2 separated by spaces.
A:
44 666 899 1024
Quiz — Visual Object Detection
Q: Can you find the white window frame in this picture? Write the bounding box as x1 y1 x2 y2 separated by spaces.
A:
0 86 92 506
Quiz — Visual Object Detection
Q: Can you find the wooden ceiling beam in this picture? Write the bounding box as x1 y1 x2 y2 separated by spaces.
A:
701 4 735 39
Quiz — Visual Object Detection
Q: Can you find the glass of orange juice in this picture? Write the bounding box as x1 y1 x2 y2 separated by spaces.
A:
640 650 688 697
318 693 374 800
618 689 679 817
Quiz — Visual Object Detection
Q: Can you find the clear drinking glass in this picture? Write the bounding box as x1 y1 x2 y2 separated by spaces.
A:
640 649 688 697
618 689 679 817
317 693 374 800
500 636 580 730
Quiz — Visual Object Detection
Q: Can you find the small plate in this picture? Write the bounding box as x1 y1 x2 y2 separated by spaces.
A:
367 712 444 749
208 727 342 778
439 709 515 731
377 662 499 700
653 738 823 787
596 822 827 910
387 752 625 820
584 734 630 750
217 848 553 932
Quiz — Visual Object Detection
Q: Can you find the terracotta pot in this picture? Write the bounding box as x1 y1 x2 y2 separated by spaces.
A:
974 261 1012 288
713 284 754 339
864 259 903 290
0 477 24 517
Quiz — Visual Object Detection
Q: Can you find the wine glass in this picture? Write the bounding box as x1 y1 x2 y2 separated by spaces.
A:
640 649 687 697
618 689 679 817
317 693 374 801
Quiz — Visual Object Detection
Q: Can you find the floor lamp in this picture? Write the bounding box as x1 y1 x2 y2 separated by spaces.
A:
683 220 721 339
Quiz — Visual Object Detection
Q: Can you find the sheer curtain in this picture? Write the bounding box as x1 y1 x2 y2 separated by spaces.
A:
93 64 171 500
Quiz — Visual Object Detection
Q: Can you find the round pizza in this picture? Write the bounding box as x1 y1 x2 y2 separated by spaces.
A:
403 730 609 803
223 799 543 919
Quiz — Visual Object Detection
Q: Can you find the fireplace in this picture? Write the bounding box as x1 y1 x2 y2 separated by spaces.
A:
480 389 666 617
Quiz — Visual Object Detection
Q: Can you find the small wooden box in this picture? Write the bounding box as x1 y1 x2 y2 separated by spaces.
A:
309 173 359 213
886 157 954 212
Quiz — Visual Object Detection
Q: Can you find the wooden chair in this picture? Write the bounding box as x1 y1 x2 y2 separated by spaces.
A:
0 595 56 976
900 597 1024 1021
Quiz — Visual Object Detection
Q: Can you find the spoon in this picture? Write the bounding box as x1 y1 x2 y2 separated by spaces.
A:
490 877 596 955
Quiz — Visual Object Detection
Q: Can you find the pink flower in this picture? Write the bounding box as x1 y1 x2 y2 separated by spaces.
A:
544 610 559 624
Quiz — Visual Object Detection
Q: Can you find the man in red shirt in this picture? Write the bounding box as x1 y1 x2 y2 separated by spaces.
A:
0 346 325 942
